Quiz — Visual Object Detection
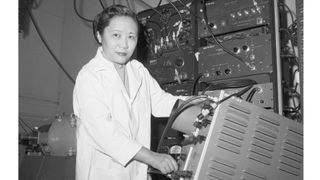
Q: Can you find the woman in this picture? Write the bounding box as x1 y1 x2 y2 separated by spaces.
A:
73 4 185 180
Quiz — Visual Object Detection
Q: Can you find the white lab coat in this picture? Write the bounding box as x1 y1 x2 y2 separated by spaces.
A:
73 47 181 180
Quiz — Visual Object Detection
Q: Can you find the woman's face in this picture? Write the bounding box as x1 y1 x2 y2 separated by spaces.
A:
98 16 138 65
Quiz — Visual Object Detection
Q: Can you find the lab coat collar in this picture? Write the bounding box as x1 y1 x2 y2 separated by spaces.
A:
127 62 142 103
90 47 115 71
91 47 142 104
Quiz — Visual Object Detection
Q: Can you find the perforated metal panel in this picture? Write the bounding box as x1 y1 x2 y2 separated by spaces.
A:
179 95 303 180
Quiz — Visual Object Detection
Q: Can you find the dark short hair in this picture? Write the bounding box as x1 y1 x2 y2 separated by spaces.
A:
93 4 138 44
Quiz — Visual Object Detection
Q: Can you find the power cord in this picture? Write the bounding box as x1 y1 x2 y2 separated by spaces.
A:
156 95 209 153
73 0 93 22
200 79 257 95
192 74 203 95
99 0 105 9
28 8 75 84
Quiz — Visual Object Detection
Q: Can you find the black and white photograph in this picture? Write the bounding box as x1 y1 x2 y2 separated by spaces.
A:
11 0 311 179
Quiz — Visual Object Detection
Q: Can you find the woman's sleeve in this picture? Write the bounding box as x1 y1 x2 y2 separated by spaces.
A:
73 70 142 166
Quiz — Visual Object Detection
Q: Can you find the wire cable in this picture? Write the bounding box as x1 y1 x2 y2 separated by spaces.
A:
165 0 189 58
201 1 254 70
156 95 209 152
245 87 259 102
217 84 253 104
137 0 163 17
160 79 193 86
177 0 202 21
99 0 105 9
201 79 257 95
30 0 43 9
157 83 254 153
74 0 93 22
167 0 183 21
278 3 295 26
167 0 183 54
278 3 299 69
19 121 30 134
157 0 163 7
279 28 298 64
35 156 47 180
19 117 33 131
28 9 76 84
192 74 203 95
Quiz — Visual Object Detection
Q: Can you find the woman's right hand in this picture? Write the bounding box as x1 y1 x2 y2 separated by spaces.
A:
134 147 178 174
149 152 178 174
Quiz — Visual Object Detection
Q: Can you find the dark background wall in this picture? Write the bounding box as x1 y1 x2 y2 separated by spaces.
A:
19 0 167 130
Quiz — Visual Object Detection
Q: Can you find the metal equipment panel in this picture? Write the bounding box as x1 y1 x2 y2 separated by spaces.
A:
198 0 270 37
175 94 303 180
198 27 273 82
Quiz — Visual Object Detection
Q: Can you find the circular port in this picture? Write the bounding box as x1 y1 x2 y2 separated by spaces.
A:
233 47 240 54
175 57 184 68
242 45 250 52
224 69 231 75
